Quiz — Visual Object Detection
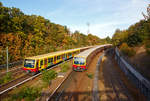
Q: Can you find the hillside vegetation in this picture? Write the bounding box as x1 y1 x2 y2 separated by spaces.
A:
112 4 150 80
0 2 110 65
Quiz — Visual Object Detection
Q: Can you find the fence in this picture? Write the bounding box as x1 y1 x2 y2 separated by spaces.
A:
0 60 23 69
114 48 150 100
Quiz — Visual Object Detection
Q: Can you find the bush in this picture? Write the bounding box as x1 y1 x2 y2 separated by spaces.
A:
41 70 57 85
120 43 136 57
12 87 40 101
0 72 12 84
60 62 70 72
86 73 93 79
145 40 150 55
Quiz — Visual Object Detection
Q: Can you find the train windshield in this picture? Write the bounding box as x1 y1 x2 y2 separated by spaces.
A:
74 57 85 65
24 59 35 68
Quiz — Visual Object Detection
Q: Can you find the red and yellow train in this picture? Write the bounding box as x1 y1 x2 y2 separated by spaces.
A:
73 44 112 71
23 46 92 74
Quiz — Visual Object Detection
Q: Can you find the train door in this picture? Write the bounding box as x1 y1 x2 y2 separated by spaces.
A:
44 58 47 69
40 59 43 70
54 56 56 64
36 60 39 72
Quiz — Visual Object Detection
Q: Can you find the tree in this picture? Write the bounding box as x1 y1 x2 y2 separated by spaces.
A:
142 4 150 20
41 70 57 86
0 2 103 64
105 36 111 43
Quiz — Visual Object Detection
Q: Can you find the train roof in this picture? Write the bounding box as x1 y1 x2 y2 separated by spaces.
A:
74 44 111 58
24 46 93 60
25 48 80 60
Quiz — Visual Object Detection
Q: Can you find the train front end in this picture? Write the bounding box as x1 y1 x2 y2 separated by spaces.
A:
73 56 86 71
23 59 38 73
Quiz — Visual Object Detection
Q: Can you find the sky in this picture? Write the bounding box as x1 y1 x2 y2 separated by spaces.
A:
1 0 150 38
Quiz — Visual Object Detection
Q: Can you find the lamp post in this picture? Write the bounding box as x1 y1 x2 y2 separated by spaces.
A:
6 47 8 72
87 22 90 34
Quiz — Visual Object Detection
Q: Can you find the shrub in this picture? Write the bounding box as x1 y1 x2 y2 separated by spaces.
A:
0 72 12 84
41 70 57 85
12 87 40 101
120 43 136 57
86 73 93 79
60 62 70 72
3 72 12 83
145 40 150 55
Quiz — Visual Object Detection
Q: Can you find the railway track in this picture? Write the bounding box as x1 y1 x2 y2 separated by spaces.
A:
0 74 30 94
0 66 23 77
0 59 72 96
47 71 76 101
100 50 134 101
47 51 104 101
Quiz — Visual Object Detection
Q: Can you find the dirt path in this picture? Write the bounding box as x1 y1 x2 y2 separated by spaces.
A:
98 51 145 101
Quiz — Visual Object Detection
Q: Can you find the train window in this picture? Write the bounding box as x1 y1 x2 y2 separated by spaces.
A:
62 54 65 58
44 59 47 65
50 58 53 62
48 58 51 63
36 61 39 68
64 54 66 58
54 56 56 62
57 56 60 60
40 60 43 66
69 53 72 56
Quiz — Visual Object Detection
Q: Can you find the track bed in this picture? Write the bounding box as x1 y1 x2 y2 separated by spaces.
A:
98 50 145 101
49 52 103 101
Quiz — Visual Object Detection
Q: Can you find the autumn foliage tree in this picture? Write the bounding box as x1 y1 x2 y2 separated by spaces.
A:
112 4 150 55
0 2 108 64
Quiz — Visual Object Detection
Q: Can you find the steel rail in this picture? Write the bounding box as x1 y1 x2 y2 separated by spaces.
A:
0 59 71 95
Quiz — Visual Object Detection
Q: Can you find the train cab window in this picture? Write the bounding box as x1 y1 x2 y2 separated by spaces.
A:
74 57 85 65
40 60 43 66
24 59 35 68
44 59 47 65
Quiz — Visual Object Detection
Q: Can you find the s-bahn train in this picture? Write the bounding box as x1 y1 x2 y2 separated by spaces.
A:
73 44 112 71
23 46 93 74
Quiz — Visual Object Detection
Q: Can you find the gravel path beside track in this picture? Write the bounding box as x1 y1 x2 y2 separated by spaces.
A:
98 50 145 101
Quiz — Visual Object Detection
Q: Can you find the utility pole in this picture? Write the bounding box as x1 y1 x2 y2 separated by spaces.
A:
6 47 8 72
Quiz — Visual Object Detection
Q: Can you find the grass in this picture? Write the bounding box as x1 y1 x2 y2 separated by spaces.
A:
41 70 57 87
11 86 41 101
86 73 93 79
0 72 12 85
60 62 70 72
2 61 71 101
